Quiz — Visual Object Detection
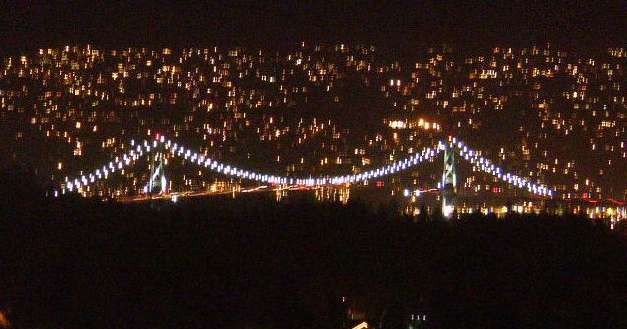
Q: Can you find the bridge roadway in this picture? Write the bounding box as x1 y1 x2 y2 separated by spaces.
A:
117 184 320 203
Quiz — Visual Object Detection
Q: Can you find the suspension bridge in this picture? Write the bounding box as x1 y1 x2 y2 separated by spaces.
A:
53 133 554 218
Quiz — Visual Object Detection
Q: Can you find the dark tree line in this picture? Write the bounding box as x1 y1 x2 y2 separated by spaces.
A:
0 169 626 329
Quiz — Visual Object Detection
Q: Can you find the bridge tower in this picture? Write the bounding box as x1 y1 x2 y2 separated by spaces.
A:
146 151 167 195
441 143 457 219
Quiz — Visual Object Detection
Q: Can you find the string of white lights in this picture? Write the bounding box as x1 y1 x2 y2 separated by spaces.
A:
55 139 154 197
56 135 553 199
158 134 444 187
451 138 553 197
55 135 443 195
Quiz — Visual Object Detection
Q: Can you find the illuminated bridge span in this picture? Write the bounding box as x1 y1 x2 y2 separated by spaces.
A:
56 134 554 203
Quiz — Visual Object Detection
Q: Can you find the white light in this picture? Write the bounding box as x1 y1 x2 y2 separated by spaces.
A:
443 205 455 218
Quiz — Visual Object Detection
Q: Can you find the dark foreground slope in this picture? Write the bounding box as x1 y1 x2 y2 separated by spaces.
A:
0 175 626 328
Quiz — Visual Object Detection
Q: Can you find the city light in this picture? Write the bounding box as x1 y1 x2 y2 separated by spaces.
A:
1 44 623 219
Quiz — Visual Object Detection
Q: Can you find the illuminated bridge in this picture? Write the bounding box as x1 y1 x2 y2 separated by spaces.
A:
54 133 554 218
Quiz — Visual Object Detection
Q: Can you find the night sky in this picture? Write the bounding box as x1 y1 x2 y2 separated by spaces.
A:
1 1 625 52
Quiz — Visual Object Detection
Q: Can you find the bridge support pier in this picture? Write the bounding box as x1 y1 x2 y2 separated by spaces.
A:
147 152 167 195
441 144 457 219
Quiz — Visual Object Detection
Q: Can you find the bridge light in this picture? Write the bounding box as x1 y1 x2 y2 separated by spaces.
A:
443 205 454 218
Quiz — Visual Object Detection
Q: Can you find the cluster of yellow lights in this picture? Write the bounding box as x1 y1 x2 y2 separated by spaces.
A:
387 118 441 131
1 44 623 202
